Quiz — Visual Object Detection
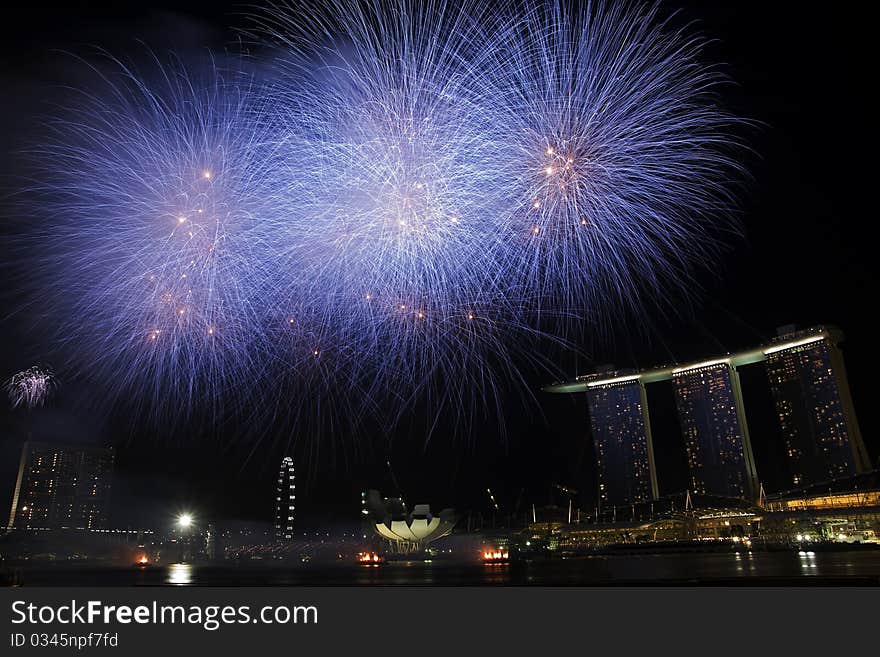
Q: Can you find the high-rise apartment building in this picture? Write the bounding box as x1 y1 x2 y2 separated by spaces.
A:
585 371 658 507
8 441 114 530
672 361 758 500
766 326 870 488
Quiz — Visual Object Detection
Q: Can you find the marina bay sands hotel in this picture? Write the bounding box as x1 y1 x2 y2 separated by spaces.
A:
544 325 871 507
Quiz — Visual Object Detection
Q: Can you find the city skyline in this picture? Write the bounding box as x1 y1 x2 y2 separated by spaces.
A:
1 325 874 533
548 326 869 508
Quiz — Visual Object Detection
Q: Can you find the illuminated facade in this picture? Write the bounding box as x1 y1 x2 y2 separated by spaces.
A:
274 457 295 541
546 325 867 505
765 327 870 487
585 372 658 507
672 362 758 500
765 489 880 512
7 441 114 530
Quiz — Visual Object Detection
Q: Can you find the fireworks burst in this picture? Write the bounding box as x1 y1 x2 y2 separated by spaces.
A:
477 0 746 317
12 0 747 436
23 52 283 410
256 0 533 408
5 366 58 409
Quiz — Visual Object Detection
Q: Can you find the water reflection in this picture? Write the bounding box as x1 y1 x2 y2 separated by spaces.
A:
59 551 877 586
798 550 818 574
167 563 193 585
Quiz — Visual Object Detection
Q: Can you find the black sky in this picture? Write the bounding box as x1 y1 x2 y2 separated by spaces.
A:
0 1 876 530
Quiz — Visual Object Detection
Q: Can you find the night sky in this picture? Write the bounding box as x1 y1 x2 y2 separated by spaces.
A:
0 1 876 531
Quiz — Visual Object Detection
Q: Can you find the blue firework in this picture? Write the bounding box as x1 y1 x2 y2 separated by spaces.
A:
24 52 283 409
13 0 747 434
256 0 535 401
477 0 746 318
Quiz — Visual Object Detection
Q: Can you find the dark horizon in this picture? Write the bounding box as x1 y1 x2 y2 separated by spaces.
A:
1 1 877 532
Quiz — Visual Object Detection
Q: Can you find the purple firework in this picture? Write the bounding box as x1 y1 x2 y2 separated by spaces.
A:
474 0 747 321
5 366 58 409
14 1 747 435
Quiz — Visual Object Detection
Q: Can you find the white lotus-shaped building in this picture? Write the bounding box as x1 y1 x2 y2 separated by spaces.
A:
364 491 456 551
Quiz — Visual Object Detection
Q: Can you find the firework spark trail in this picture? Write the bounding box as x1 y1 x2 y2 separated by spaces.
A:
15 0 746 435
5 366 58 409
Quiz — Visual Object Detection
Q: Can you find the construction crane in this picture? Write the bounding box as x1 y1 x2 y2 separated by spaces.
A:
555 483 579 524
386 459 404 504
484 487 502 529
554 483 578 497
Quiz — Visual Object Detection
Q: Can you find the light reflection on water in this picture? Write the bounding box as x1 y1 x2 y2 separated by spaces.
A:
134 551 880 586
798 550 818 574
167 563 193 585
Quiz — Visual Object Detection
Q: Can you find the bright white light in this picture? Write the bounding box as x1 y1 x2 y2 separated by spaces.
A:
763 335 825 355
586 374 640 388
177 513 193 528
168 563 192 585
672 358 729 374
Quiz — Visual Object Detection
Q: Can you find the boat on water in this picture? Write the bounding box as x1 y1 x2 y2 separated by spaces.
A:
357 551 387 565
482 548 510 564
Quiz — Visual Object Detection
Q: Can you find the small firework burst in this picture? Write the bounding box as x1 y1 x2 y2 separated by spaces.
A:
4 366 58 409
